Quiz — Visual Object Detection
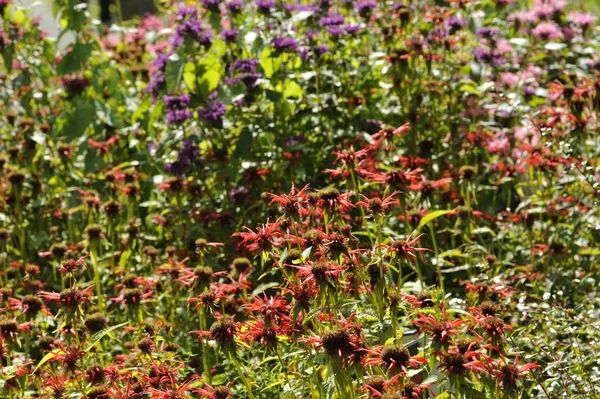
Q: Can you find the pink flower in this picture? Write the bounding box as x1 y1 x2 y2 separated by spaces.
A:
532 22 564 41
567 12 596 29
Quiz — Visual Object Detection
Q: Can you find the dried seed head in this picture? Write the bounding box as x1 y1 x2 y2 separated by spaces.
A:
441 352 467 377
210 317 237 346
85 366 106 384
50 243 68 258
455 338 480 354
122 288 143 305
381 344 411 369
22 295 43 317
163 342 181 353
213 386 233 399
417 291 434 308
137 337 155 354
142 246 159 260
0 228 9 242
317 187 340 201
7 171 25 186
84 313 108 333
232 257 252 273
85 224 103 241
103 200 122 217
193 266 213 284
321 328 352 357
479 300 498 316
0 319 18 335
364 375 386 394
38 335 55 351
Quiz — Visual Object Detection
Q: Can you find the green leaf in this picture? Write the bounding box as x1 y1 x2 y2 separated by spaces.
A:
165 55 185 92
86 322 129 351
260 47 284 78
32 349 63 374
12 9 27 25
2 44 14 73
282 80 304 99
417 209 455 231
57 42 92 75
436 392 450 399
197 55 222 97
183 62 197 92
459 84 481 97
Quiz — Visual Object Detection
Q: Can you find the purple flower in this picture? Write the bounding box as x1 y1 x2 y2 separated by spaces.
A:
284 3 318 12
256 0 276 14
166 110 193 125
164 94 191 110
355 0 376 17
229 59 258 74
303 44 329 60
201 0 221 11
227 59 260 87
227 0 243 13
221 28 238 43
229 186 251 204
271 37 298 54
285 135 306 146
446 15 466 32
320 14 345 27
344 25 361 34
147 53 169 99
164 140 200 176
476 27 498 38
198 100 226 124
327 26 344 36
171 6 213 47
164 94 192 125
306 30 320 41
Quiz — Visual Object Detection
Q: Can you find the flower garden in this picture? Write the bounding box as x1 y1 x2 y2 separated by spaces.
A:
0 0 599 398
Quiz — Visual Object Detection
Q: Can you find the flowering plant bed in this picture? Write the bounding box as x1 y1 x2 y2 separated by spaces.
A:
0 0 599 398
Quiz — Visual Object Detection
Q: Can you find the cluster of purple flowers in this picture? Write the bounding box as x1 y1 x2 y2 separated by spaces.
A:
271 37 299 54
327 24 361 37
301 44 329 61
171 7 213 48
227 0 243 13
164 140 200 176
446 15 466 33
256 0 276 15
355 0 376 17
200 0 221 12
198 94 226 125
147 53 169 99
227 59 261 88
320 14 345 28
221 28 238 43
165 94 193 125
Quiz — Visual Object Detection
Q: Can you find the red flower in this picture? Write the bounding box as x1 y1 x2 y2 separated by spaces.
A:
233 219 283 253
438 347 487 378
412 307 463 346
145 377 199 399
385 232 432 265
491 357 540 388
267 183 309 218
194 381 234 398
241 294 289 322
363 343 428 374
87 135 119 155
